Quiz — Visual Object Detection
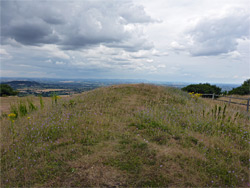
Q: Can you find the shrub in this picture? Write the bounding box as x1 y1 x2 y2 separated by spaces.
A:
182 83 221 95
0 84 19 96
228 79 250 95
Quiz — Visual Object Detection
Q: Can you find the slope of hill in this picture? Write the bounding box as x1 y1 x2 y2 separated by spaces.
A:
1 84 249 187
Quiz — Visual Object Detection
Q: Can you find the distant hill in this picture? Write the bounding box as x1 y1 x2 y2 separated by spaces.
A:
1 81 41 89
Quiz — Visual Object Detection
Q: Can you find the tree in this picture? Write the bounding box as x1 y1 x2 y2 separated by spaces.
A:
0 84 19 96
228 79 250 95
182 83 221 95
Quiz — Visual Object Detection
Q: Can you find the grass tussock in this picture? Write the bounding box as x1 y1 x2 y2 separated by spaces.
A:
1 84 249 187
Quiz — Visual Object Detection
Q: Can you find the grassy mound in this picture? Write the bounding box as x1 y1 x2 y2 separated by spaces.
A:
1 84 249 187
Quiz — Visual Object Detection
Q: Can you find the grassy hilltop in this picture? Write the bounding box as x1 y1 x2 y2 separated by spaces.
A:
1 84 249 187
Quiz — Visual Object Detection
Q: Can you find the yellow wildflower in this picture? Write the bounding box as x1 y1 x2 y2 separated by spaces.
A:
27 117 31 119
56 96 61 99
8 113 16 118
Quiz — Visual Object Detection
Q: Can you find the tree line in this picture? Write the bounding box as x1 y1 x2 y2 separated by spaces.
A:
181 79 250 95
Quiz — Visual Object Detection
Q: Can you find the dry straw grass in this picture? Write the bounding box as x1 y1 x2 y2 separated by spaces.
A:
1 84 249 187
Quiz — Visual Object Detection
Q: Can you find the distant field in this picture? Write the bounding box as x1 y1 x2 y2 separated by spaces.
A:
17 88 73 96
36 89 69 92
18 88 69 92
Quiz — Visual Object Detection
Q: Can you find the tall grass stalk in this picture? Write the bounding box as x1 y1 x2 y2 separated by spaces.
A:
18 101 28 117
39 95 44 109
27 99 37 111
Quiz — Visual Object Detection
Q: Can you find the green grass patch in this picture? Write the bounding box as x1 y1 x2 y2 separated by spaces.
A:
105 137 156 173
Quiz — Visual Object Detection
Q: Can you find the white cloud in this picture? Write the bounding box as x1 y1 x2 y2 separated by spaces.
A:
0 48 9 55
45 59 52 63
0 48 12 59
185 8 250 56
170 41 185 50
157 64 166 68
151 49 168 56
55 61 65 65
227 51 241 59
35 45 70 59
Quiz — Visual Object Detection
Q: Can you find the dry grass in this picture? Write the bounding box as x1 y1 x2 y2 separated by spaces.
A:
0 96 19 115
218 95 250 105
1 84 249 187
203 97 249 113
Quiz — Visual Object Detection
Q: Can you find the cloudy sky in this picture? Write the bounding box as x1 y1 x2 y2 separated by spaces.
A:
0 0 249 83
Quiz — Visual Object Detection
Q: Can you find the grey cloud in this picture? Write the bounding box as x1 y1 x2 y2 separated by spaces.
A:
187 9 250 56
112 58 130 62
60 36 110 50
107 37 154 52
1 0 154 52
4 19 59 45
42 17 65 25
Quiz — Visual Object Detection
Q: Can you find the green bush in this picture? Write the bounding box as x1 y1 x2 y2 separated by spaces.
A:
182 83 221 95
0 84 19 96
228 79 250 95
